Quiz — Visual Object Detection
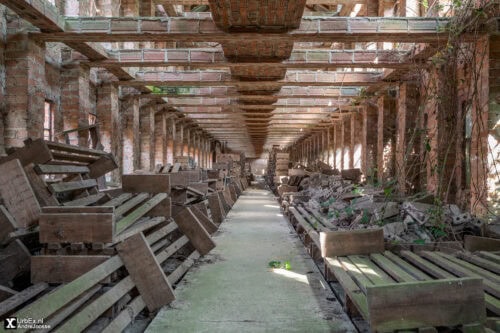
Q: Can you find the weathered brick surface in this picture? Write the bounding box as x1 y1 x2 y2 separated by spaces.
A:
5 34 45 147
0 6 6 155
208 0 306 32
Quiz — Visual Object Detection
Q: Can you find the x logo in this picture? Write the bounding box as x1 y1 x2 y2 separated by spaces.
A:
4 318 17 329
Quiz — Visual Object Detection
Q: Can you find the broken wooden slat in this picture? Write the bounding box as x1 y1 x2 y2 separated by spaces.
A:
122 174 171 194
48 179 97 193
174 207 216 256
62 193 108 206
114 193 149 217
0 159 41 228
31 255 111 284
367 278 486 332
191 206 218 234
34 164 90 174
39 212 115 243
0 283 48 318
115 193 168 234
117 233 175 312
319 228 384 258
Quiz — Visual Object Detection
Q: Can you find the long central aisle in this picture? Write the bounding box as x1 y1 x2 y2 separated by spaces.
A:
146 187 356 333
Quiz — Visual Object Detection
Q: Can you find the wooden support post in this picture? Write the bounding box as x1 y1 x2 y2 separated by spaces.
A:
174 207 216 255
117 233 175 311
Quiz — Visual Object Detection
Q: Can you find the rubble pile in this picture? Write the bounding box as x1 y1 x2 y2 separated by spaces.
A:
279 169 485 243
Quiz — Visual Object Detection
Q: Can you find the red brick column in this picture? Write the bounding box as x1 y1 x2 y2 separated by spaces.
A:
351 111 363 169
139 106 155 171
4 35 45 148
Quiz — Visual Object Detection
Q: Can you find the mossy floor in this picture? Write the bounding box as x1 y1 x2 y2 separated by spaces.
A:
146 187 356 333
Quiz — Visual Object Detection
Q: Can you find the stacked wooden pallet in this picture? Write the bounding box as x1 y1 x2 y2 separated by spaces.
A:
284 205 499 332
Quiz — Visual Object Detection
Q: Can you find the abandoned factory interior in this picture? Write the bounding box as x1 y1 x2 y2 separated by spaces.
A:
0 0 499 332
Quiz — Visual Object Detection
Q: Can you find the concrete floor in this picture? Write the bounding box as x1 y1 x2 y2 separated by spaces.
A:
146 187 356 333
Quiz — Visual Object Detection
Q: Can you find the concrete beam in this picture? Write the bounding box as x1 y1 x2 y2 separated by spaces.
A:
95 49 413 69
37 17 452 43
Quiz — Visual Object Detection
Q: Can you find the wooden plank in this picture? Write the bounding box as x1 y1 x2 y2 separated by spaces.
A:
348 255 395 285
101 296 146 333
113 217 166 244
399 251 455 279
0 283 48 318
433 252 500 284
56 274 135 333
223 187 234 206
297 206 328 232
324 257 369 318
114 193 149 216
88 155 118 178
457 252 500 275
31 255 111 283
0 240 31 285
146 196 172 219
218 191 231 213
115 193 168 233
191 206 218 234
48 179 97 193
51 151 99 164
382 251 431 281
0 159 41 228
156 235 190 263
167 250 200 285
289 207 320 248
421 251 500 298
303 205 336 229
0 139 52 166
46 141 108 157
62 193 107 206
23 163 59 206
105 193 134 207
465 235 500 252
208 193 225 224
367 278 486 332
338 256 373 293
228 184 238 202
369 253 417 282
122 174 171 194
477 252 500 265
40 285 101 333
34 164 90 174
39 213 115 243
0 285 17 302
148 223 180 248
0 205 18 244
174 207 216 256
320 228 384 258
117 233 175 311
42 206 114 214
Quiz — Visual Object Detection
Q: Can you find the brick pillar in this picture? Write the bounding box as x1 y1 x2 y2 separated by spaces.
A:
132 100 140 171
4 35 45 148
178 123 184 157
470 36 489 216
110 85 121 182
186 128 191 160
351 111 363 169
154 113 163 168
0 6 6 154
362 104 378 181
60 66 91 146
334 122 342 170
343 115 352 170
161 113 168 166
377 96 385 184
171 118 177 162
396 83 408 194
121 98 138 174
